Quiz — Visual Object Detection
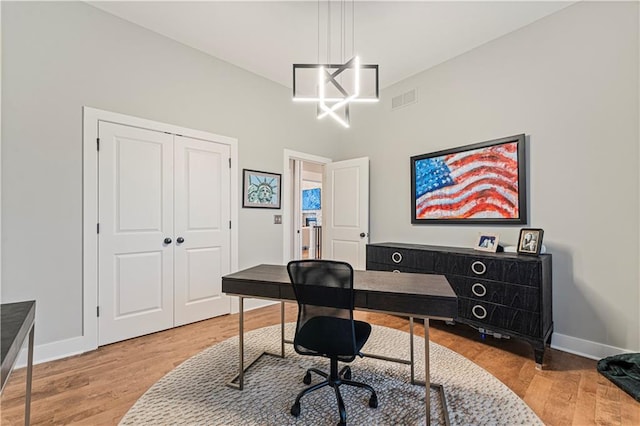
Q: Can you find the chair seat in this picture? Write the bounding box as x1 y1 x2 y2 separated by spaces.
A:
295 316 371 357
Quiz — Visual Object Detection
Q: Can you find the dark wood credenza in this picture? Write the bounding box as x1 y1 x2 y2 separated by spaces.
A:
366 243 553 367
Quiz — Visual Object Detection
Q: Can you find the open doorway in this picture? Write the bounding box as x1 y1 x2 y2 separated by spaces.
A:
282 150 331 263
299 162 323 259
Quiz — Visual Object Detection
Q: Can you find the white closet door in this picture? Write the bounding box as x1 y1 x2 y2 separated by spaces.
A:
98 122 174 346
173 136 231 326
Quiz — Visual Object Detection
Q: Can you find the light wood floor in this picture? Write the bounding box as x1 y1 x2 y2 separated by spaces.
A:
1 304 638 425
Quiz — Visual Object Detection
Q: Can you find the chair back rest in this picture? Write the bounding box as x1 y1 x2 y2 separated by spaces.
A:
287 260 356 357
287 259 354 309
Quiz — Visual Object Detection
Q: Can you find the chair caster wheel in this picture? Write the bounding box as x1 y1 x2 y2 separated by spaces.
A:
337 422 346 426
343 367 351 380
303 372 312 385
290 402 301 417
369 394 378 408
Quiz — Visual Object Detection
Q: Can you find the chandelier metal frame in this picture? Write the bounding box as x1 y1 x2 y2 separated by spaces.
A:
292 0 379 128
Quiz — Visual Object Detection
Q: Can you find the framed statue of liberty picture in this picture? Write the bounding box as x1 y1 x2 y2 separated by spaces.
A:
242 169 281 209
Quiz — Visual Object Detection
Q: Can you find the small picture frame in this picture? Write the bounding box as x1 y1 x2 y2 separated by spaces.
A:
517 228 544 255
242 169 282 209
474 232 500 252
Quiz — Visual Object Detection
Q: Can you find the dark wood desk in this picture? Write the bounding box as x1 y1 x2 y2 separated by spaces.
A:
1 301 36 426
222 264 457 426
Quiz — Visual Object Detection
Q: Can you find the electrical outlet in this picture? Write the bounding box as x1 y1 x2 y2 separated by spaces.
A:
274 215 282 224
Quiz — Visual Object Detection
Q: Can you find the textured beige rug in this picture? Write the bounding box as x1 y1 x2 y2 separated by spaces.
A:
120 324 541 425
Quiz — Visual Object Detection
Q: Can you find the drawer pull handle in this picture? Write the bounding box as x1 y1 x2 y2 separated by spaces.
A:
471 261 487 275
392 270 401 273
391 252 403 264
472 305 487 319
472 283 487 297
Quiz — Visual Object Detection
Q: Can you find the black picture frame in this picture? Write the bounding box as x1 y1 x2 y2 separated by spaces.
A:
517 228 544 255
242 169 282 209
411 134 527 225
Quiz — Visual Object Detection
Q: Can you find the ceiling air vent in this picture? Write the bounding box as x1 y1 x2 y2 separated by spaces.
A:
391 88 418 111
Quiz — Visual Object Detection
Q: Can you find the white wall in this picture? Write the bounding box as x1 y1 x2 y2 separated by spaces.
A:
1 2 340 351
338 1 640 355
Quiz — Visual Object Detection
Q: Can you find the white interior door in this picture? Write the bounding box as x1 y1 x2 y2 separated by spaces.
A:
98 122 174 346
322 157 370 269
174 136 231 326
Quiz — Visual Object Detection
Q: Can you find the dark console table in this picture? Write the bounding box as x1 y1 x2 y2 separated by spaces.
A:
1 301 36 425
367 243 552 367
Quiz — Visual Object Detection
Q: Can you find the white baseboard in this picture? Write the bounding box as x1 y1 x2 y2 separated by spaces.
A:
13 335 89 369
551 333 633 361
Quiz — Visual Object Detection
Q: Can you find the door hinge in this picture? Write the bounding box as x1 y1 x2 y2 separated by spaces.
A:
96 138 100 151
229 221 232 229
97 306 100 317
228 158 231 168
97 223 100 234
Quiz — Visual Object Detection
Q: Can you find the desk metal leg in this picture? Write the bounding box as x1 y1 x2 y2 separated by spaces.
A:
237 296 245 389
226 296 246 390
420 318 450 426
280 301 285 357
410 317 415 383
227 297 286 390
25 325 34 426
424 318 431 426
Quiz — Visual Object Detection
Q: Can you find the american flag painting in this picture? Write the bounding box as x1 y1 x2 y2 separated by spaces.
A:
412 136 526 223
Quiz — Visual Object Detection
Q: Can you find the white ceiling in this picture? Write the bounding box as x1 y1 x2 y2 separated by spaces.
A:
89 1 574 90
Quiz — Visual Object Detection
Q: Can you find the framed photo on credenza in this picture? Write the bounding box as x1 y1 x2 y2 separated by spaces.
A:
517 228 544 255
474 232 500 253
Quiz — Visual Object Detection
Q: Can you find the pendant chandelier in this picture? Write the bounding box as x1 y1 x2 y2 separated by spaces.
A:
292 0 379 128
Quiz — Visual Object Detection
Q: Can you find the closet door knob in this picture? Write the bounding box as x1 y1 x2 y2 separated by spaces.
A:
177 237 185 244
163 238 172 244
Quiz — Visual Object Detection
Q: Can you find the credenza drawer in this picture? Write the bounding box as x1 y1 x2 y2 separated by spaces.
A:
446 275 540 312
434 253 542 286
458 298 542 337
366 245 434 270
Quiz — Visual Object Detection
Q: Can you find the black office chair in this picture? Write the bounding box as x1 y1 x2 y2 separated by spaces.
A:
287 259 378 426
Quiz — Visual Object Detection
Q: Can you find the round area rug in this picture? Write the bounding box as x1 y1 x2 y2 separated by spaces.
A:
120 324 541 425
